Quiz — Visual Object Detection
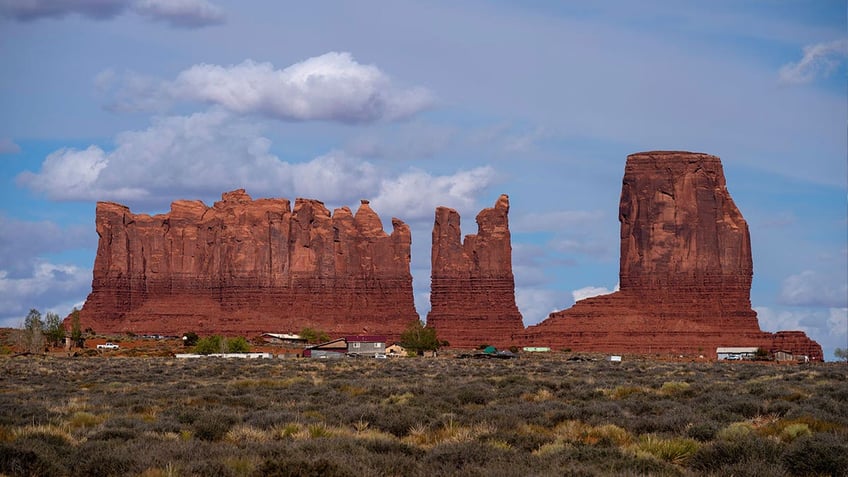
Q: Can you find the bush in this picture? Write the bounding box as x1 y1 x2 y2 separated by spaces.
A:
195 336 224 355
227 336 250 353
782 432 848 476
193 412 238 441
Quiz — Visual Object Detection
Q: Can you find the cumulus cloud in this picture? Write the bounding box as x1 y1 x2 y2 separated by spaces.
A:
515 287 572 326
0 0 225 27
0 216 94 275
827 308 848 339
0 138 21 154
16 110 494 217
107 53 433 123
755 305 847 361
779 270 848 308
371 166 495 222
0 262 91 328
572 283 618 302
779 38 848 85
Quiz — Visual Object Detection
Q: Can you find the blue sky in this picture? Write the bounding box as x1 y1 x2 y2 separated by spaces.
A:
1 0 845 359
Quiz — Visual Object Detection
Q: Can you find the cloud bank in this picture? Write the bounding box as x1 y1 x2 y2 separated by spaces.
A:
0 0 224 27
16 110 494 221
104 53 434 123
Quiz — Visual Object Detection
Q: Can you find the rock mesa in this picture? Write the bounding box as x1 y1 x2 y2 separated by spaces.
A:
517 151 823 360
76 190 418 338
427 194 525 348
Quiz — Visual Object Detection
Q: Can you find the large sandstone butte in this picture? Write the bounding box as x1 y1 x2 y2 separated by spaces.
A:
518 151 823 360
427 194 525 348
76 190 419 338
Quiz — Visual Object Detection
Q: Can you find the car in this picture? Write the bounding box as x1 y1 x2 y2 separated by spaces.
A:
374 353 387 359
97 342 119 350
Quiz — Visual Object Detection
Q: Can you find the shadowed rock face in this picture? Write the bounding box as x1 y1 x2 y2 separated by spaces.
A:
518 152 823 360
427 194 525 348
77 190 418 338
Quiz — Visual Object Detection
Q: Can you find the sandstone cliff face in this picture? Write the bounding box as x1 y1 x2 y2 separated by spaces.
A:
79 190 418 337
518 152 823 360
427 194 525 348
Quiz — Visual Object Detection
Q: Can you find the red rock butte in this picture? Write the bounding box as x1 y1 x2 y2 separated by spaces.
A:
517 151 823 360
76 190 419 338
427 194 525 348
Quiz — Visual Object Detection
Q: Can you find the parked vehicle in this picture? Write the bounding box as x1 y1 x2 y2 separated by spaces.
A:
97 342 119 350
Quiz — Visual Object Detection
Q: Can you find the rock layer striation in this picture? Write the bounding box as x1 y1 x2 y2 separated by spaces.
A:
77 190 418 337
518 152 823 360
427 195 525 348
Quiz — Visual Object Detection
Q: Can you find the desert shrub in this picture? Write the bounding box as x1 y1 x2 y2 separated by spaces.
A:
243 409 299 429
781 432 848 476
536 444 678 476
690 434 781 473
425 440 525 475
73 440 140 477
454 382 494 405
686 421 718 441
659 380 692 397
193 411 238 441
635 434 700 465
88 428 139 441
0 442 63 477
255 457 350 477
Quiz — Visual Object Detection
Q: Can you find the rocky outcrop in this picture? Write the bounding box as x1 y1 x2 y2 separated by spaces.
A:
77 190 418 338
427 195 525 348
518 152 823 360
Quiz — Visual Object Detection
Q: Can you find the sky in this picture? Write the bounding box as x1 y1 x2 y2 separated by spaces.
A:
0 0 845 359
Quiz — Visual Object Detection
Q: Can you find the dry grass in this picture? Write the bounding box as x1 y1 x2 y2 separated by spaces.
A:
0 354 845 476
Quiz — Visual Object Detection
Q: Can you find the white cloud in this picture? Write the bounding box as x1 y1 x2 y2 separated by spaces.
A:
755 305 847 361
515 287 572 326
371 166 495 222
779 38 848 85
17 110 494 218
0 0 225 27
0 262 91 328
827 307 848 341
0 137 21 154
114 53 433 123
572 283 618 302
779 270 848 308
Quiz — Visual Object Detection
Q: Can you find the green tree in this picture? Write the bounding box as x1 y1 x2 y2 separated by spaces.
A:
22 308 46 353
227 336 250 353
70 308 84 348
400 320 441 355
193 335 250 354
300 327 329 344
194 335 224 355
44 312 65 348
835 348 848 362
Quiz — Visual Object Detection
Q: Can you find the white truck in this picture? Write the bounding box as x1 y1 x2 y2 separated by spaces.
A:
96 342 119 350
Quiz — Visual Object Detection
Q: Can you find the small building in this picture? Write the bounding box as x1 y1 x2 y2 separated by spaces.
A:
262 333 308 346
303 338 347 359
716 347 758 361
774 350 794 362
346 336 387 357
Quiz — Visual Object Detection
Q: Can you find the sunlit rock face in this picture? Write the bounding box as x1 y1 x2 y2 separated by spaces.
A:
427 194 525 348
77 190 418 338
518 152 823 360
